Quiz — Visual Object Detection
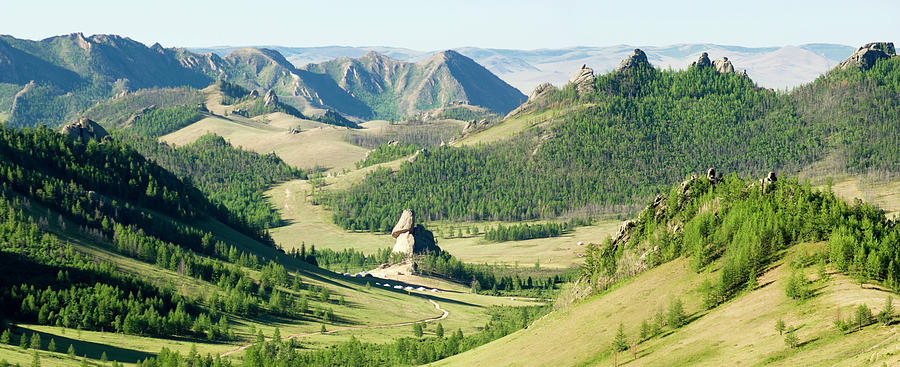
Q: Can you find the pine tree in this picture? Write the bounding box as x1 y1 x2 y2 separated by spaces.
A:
878 296 894 326
0 329 9 344
47 339 55 353
19 334 27 349
101 351 108 363
31 350 39 367
67 344 75 357
613 323 629 352
30 333 40 350
436 323 445 338
784 330 798 348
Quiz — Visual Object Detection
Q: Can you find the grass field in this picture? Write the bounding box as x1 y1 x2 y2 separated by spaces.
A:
828 177 900 219
433 245 900 367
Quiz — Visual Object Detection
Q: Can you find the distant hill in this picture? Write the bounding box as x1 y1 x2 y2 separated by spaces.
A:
305 50 526 118
196 43 855 92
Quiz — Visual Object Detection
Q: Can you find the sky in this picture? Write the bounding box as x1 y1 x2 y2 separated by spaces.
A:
2 0 899 50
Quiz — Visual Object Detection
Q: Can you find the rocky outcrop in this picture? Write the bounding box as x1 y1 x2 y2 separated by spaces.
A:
761 171 777 193
569 64 596 95
249 89 260 97
691 52 712 68
614 49 650 72
60 117 109 142
389 209 440 256
264 89 278 107
462 118 490 134
713 57 735 73
707 167 719 184
505 82 558 119
838 42 896 70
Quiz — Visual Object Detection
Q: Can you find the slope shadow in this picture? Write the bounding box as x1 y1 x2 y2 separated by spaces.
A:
11 326 155 363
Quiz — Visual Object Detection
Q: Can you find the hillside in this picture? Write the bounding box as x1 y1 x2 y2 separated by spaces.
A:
328 43 900 232
434 170 900 366
0 121 539 367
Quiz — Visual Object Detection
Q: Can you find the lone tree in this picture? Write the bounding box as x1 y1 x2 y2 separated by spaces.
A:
667 298 686 328
613 323 629 352
775 318 786 335
784 330 798 348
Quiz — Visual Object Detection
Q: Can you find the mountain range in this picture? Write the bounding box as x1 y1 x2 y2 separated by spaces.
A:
194 43 856 92
0 33 524 126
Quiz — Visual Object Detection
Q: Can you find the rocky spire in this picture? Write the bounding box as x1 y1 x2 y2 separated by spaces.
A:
569 64 596 95
614 48 650 72
691 52 712 68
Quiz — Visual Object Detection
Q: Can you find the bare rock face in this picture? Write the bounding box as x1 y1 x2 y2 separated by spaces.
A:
614 49 650 72
60 117 109 142
839 42 896 70
713 57 735 73
249 89 260 97
391 209 415 238
264 89 278 107
392 232 416 254
569 64 596 95
691 52 712 68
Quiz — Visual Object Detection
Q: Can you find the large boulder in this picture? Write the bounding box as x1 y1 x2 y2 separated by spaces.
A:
60 117 109 142
569 64 596 95
713 57 735 73
839 42 896 70
691 52 712 68
614 48 650 72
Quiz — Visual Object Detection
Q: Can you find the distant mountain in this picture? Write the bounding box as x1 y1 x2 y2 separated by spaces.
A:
0 33 523 126
305 50 526 118
196 43 855 92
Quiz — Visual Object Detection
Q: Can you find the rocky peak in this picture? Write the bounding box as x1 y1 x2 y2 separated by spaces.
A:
691 52 712 68
569 64 596 95
838 42 896 70
614 48 650 72
60 117 109 142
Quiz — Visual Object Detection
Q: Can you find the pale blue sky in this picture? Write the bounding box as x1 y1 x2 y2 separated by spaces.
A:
2 0 898 49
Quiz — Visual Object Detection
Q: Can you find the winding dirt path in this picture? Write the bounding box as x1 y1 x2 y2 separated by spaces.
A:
218 298 449 358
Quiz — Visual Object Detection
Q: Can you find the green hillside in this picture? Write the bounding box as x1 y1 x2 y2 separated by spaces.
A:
327 54 900 232
435 171 900 366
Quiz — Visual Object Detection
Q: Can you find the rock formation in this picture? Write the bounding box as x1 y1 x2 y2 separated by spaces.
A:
838 42 896 70
691 52 712 68
264 89 278 107
713 57 735 73
614 49 650 72
761 171 777 193
390 209 439 256
569 64 596 95
505 82 558 119
707 167 718 184
249 89 260 97
60 117 109 142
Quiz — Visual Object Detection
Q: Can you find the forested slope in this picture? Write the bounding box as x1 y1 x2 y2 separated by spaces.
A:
328 56 900 231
